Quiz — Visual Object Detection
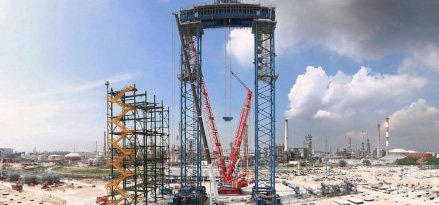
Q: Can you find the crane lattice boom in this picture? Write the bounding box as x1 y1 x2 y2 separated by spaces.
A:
226 88 252 182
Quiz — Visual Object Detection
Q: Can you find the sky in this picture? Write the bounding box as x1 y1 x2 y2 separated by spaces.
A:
0 0 438 153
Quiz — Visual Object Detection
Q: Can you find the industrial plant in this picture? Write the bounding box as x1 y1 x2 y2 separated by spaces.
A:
1 0 439 205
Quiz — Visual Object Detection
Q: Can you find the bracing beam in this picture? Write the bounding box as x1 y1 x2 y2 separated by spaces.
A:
253 20 277 195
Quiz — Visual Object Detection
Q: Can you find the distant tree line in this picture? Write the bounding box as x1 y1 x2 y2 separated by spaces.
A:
396 157 418 165
396 156 439 165
425 157 439 165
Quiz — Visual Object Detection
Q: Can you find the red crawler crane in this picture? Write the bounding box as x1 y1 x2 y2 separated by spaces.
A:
188 37 253 194
200 75 253 194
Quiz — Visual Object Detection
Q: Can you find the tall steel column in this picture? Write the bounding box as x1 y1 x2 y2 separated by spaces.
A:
179 23 203 190
253 20 277 195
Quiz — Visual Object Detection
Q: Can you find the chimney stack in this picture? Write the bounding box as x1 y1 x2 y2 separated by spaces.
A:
367 138 370 155
284 119 289 152
348 137 352 153
386 118 390 156
361 131 365 158
377 124 381 158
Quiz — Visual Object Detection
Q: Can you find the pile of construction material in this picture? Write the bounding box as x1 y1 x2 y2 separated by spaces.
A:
1 170 60 185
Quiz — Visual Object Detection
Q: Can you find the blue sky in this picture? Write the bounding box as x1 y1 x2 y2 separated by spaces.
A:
1 0 438 153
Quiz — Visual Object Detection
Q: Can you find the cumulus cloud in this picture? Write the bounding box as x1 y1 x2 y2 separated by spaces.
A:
227 29 254 67
399 45 439 74
313 110 339 119
285 66 428 120
385 99 439 151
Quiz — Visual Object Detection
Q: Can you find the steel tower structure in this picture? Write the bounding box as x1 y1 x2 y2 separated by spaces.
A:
107 85 170 204
176 1 279 204
178 20 203 190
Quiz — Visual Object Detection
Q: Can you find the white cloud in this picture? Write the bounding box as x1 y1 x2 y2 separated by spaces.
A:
227 29 254 67
0 1 11 25
399 45 439 74
285 66 428 120
285 66 329 118
38 73 133 97
0 73 133 152
385 99 439 151
313 110 340 119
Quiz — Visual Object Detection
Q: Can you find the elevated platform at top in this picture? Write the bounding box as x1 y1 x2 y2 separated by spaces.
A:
179 0 275 30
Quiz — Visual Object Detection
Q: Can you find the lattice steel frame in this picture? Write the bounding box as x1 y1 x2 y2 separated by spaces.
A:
137 94 170 203
107 86 137 205
108 85 170 204
180 22 203 190
253 20 276 194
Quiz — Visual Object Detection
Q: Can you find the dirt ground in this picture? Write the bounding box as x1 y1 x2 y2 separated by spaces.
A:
0 178 107 205
2 166 439 204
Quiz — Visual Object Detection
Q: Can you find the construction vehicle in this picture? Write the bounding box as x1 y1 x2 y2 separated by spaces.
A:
197 33 254 195
96 195 109 204
41 181 49 189
11 181 23 191
201 73 253 195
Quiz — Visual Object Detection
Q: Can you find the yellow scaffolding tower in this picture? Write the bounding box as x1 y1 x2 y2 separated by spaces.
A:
106 86 136 204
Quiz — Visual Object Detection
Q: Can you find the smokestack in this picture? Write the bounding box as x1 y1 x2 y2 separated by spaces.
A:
386 117 390 156
367 138 370 154
361 131 365 158
284 119 289 152
348 137 351 153
377 124 381 158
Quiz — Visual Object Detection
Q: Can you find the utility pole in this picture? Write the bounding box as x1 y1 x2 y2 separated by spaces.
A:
377 124 381 159
105 81 110 158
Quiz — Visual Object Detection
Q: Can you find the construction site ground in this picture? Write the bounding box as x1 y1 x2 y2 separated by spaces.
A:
0 178 106 205
1 166 439 204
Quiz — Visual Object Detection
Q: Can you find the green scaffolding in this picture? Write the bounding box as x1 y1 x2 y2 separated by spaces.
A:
108 85 170 204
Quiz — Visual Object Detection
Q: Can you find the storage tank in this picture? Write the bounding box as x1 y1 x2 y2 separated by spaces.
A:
38 154 49 161
93 157 104 166
88 157 95 165
64 153 82 161
48 154 63 160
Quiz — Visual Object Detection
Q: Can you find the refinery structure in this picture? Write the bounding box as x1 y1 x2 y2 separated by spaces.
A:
1 1 439 205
